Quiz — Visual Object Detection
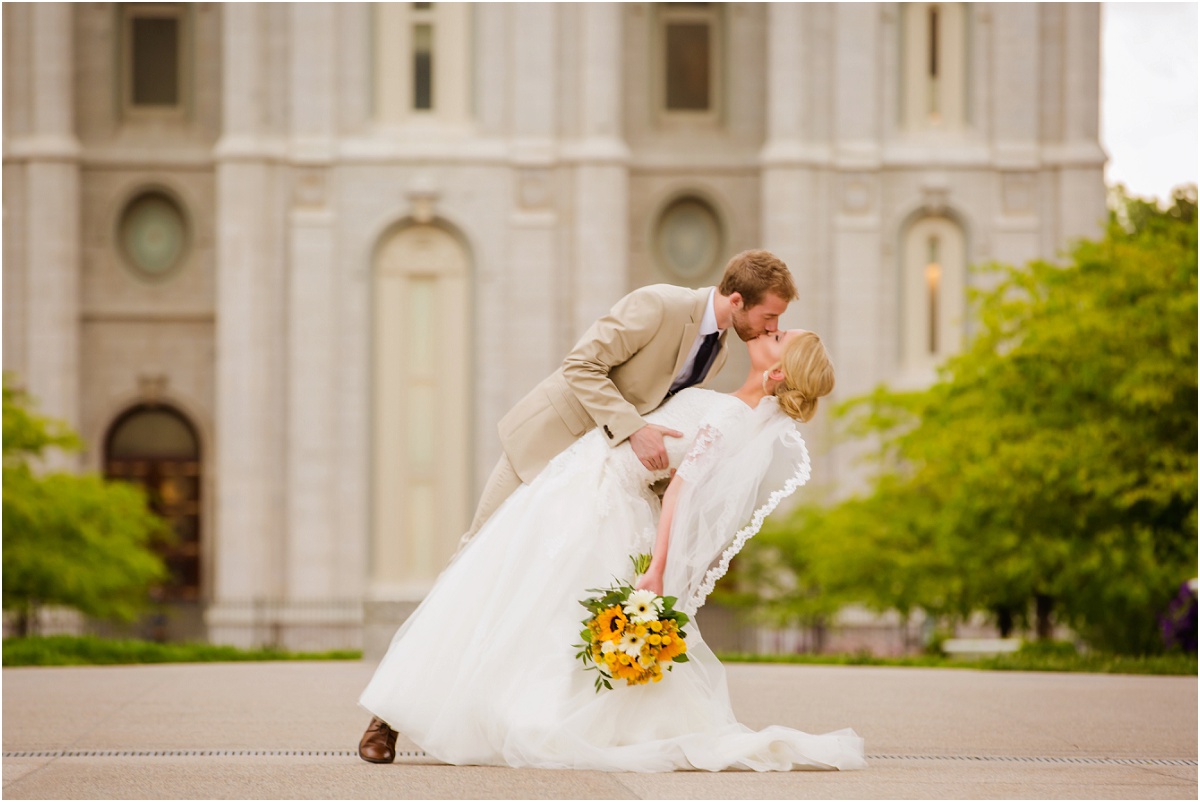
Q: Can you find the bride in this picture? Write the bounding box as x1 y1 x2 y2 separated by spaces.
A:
359 329 866 773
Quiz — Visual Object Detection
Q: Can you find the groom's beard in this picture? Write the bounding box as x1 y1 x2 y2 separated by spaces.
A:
730 308 760 342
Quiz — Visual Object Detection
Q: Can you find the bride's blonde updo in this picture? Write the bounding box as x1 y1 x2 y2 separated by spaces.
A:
772 331 835 422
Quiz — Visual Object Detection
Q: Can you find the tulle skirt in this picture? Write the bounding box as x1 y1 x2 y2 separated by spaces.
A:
359 434 866 772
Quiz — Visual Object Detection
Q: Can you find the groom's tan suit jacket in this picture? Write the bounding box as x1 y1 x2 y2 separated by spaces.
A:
497 284 729 484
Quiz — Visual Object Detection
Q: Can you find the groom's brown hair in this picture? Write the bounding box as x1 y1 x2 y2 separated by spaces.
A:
719 250 798 308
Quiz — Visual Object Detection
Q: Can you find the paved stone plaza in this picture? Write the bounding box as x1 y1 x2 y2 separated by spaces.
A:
2 661 1195 799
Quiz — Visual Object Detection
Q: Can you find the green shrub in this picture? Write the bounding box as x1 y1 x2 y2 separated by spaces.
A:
2 635 360 666
717 649 1196 676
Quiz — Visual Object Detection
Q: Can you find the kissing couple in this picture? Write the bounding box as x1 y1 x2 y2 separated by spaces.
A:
358 249 866 773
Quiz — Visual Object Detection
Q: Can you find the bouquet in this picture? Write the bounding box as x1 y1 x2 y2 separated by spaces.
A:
574 554 690 692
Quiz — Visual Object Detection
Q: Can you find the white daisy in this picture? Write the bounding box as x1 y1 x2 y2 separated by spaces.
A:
622 590 663 623
619 630 646 658
600 640 618 655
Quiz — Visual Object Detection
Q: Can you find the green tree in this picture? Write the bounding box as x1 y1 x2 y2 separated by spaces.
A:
3 377 170 635
737 186 1198 654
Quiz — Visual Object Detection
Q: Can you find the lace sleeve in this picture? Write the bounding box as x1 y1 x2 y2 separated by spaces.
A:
685 434 811 611
675 423 722 483
660 400 812 615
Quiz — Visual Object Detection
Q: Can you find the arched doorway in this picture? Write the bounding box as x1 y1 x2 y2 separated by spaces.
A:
371 223 471 600
104 405 203 602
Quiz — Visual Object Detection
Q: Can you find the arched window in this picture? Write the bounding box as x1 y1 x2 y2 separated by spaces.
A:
901 216 966 375
372 224 471 591
105 405 202 601
901 3 967 131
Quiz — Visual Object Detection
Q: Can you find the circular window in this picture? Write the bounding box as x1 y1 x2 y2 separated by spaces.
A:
655 197 722 281
119 192 188 278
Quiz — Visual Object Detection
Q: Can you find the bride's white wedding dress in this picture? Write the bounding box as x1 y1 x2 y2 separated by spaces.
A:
360 388 865 772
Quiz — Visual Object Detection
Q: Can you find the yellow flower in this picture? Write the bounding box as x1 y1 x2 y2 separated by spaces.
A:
647 633 662 645
613 662 642 683
659 633 687 661
594 606 628 642
649 620 663 633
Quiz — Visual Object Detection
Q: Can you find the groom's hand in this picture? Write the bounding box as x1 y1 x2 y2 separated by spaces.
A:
630 424 684 472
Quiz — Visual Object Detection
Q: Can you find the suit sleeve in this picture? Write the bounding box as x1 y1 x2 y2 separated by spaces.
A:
561 288 665 448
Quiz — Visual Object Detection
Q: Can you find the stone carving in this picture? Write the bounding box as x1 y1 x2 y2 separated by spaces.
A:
407 176 439 224
920 183 950 216
842 173 876 215
1003 171 1036 215
293 168 328 210
518 168 556 210
138 373 169 404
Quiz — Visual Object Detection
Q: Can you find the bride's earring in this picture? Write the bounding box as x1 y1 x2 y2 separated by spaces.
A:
762 370 771 395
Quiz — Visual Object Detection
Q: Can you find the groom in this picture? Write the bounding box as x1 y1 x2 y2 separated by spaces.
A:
359 249 798 763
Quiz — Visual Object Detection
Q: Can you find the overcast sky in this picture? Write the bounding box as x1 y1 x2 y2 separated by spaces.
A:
1102 2 1198 201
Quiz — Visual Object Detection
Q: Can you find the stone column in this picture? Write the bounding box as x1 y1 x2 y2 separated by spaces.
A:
760 3 822 332
830 3 882 398
285 3 339 614
209 3 285 647
570 3 629 339
19 4 82 469
1057 4 1106 244
507 4 562 385
991 4 1040 166
828 4 884 494
989 5 1042 270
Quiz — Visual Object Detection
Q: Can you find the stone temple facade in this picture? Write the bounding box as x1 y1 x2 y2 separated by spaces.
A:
3 3 1106 656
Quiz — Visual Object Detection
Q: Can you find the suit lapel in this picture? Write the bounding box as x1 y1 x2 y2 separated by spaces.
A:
669 288 712 380
670 321 700 380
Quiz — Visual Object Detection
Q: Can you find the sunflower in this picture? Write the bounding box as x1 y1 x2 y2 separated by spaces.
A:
593 606 628 642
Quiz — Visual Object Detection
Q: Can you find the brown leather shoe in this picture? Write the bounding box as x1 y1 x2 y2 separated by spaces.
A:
358 716 398 764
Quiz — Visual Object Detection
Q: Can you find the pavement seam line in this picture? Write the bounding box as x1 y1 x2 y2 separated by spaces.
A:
3 751 1197 767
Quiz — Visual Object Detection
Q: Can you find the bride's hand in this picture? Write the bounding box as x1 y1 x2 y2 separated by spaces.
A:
635 571 663 596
